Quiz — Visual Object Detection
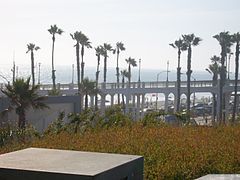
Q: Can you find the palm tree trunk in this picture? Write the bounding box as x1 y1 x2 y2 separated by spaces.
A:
104 56 107 83
176 49 181 112
218 46 226 124
18 109 26 129
76 43 80 93
51 35 56 90
85 93 88 109
76 43 82 112
186 46 192 120
116 51 120 104
232 41 239 123
212 93 216 123
122 76 125 113
95 56 100 111
128 64 131 85
81 45 84 83
31 51 35 86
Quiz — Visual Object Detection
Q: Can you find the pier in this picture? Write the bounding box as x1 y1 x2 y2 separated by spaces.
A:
1 79 238 120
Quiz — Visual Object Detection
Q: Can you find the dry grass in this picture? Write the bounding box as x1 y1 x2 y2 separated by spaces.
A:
1 124 240 179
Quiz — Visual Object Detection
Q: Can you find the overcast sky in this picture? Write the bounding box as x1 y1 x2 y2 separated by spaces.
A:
0 0 240 72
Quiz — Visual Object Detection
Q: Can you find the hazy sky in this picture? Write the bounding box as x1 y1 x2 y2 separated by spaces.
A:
1 0 240 72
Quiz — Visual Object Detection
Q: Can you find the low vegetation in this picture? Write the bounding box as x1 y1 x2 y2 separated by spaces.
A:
0 107 240 179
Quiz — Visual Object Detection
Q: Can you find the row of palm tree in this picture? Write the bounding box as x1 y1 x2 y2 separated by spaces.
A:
170 31 240 124
212 31 240 124
231 33 240 124
24 26 240 124
27 25 137 90
170 34 202 121
25 28 138 114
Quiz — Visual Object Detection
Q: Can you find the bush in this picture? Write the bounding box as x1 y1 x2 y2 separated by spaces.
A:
102 105 132 128
141 111 165 126
44 111 66 135
0 124 40 147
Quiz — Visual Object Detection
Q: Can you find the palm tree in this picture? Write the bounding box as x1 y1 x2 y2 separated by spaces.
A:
79 32 92 83
113 42 126 104
81 78 97 109
26 43 40 86
231 32 240 124
120 69 130 112
125 57 137 84
206 55 221 123
101 43 113 83
94 46 103 110
182 34 202 120
48 24 64 91
70 32 82 93
213 31 232 123
1 77 47 129
169 38 187 112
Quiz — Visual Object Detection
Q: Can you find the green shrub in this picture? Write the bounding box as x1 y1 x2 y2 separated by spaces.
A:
141 111 165 126
44 111 66 135
0 124 39 147
103 105 132 128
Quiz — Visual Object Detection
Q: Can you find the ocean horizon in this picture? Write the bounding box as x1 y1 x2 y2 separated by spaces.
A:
0 64 218 84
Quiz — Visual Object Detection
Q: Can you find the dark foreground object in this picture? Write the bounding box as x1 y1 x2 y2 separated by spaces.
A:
0 148 143 180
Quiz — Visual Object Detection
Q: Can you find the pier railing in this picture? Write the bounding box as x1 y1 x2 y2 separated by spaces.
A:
37 80 216 91
1 79 240 93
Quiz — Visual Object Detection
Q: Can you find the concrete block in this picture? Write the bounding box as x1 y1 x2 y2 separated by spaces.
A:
0 148 143 180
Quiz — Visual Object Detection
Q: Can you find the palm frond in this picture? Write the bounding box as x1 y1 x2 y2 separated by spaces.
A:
169 43 176 48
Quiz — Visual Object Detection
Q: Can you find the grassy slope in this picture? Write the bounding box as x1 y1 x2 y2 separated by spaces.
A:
1 124 240 179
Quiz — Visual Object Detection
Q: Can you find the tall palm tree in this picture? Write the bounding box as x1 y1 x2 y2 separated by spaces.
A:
26 43 40 86
48 24 64 91
81 78 97 109
213 31 232 123
231 32 240 124
120 69 130 112
169 38 187 112
79 32 92 83
206 55 221 122
1 77 47 129
113 42 126 104
125 57 137 84
182 34 201 120
101 43 113 83
94 46 103 110
70 32 82 93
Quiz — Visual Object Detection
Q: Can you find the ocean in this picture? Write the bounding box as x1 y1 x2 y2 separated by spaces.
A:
0 64 214 84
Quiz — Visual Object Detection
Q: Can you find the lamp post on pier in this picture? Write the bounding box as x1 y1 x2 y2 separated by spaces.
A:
38 63 41 85
138 59 141 82
166 60 169 87
72 64 74 84
155 61 171 110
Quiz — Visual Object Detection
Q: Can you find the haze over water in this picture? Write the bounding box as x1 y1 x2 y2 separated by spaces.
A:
0 64 215 84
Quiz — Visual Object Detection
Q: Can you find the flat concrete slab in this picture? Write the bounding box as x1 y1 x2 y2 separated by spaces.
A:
0 148 143 180
196 174 240 179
